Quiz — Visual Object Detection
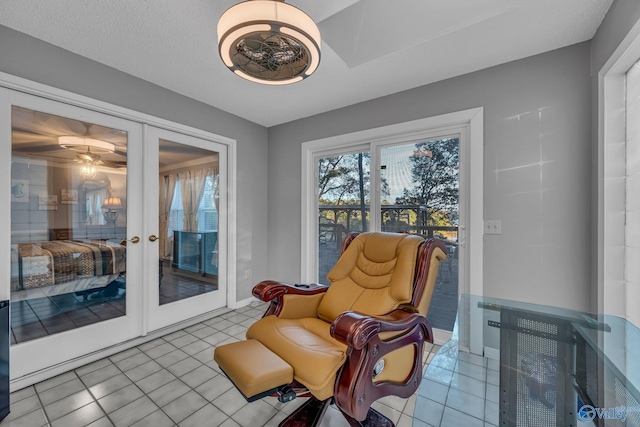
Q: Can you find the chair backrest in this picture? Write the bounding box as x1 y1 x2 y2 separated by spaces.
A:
411 238 448 317
317 232 425 323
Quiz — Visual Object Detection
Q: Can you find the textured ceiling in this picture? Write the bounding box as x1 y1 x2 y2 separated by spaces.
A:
0 0 613 127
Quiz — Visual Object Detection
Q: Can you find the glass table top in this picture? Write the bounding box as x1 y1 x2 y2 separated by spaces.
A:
414 294 640 427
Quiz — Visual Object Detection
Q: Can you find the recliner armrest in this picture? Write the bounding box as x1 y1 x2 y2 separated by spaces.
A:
330 309 432 350
331 308 434 421
252 280 328 302
252 280 329 318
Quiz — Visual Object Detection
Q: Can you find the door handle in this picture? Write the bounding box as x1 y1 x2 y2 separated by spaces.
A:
125 236 140 244
148 235 159 242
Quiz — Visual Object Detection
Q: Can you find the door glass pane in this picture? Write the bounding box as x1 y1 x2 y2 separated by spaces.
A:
380 138 460 331
10 106 128 344
317 152 370 282
159 139 219 305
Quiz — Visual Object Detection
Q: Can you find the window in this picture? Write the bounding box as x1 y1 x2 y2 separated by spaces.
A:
302 109 484 341
198 175 219 232
86 187 108 225
317 151 370 280
168 173 218 235
315 140 461 332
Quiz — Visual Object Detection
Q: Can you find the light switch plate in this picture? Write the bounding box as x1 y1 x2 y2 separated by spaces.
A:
484 220 502 235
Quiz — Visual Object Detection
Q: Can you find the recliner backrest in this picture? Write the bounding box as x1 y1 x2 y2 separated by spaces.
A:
317 232 424 323
412 240 447 317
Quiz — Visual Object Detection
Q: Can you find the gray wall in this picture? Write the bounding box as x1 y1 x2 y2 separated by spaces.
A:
590 1 640 311
268 42 593 311
0 25 268 301
4 11 629 312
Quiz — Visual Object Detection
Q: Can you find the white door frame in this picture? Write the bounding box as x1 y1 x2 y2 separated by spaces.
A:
598 18 640 320
300 108 484 346
0 71 237 386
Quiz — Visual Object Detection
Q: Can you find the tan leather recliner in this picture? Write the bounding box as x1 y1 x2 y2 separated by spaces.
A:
214 232 447 427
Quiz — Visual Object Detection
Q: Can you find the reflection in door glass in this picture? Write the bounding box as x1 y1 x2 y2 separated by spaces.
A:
158 139 219 305
10 106 128 344
380 138 460 331
317 152 370 283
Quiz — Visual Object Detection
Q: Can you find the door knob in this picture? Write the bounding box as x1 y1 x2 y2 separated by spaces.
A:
148 235 159 242
126 236 140 244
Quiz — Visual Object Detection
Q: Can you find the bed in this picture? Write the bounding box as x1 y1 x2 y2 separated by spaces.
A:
10 240 126 302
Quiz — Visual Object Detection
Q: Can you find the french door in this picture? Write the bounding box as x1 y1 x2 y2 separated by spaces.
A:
4 90 144 378
314 136 461 332
1 89 229 380
376 137 461 332
301 108 484 342
143 126 227 332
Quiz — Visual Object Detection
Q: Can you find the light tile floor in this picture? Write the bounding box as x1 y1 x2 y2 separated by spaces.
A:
414 339 500 427
1 302 441 427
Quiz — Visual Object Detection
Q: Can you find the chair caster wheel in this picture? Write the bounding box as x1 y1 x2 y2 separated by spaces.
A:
277 386 296 403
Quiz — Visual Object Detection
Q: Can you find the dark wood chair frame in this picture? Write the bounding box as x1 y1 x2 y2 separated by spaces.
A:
251 233 447 427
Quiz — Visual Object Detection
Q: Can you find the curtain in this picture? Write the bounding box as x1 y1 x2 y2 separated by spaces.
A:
159 174 177 257
179 171 192 231
212 169 219 214
179 169 210 232
190 168 210 232
211 170 220 268
86 189 107 225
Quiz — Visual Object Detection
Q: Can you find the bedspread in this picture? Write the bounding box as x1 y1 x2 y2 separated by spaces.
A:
11 240 126 292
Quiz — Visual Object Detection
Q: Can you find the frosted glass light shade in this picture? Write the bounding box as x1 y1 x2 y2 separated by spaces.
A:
80 164 97 179
217 0 321 85
58 136 115 153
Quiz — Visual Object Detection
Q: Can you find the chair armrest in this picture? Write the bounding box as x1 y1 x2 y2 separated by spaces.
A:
332 309 433 421
252 280 328 318
252 280 328 302
330 309 432 350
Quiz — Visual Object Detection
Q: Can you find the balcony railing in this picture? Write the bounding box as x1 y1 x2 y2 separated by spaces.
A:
319 204 458 248
317 204 459 331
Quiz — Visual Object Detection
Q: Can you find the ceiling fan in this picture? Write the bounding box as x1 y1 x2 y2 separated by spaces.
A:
72 147 127 169
11 115 127 169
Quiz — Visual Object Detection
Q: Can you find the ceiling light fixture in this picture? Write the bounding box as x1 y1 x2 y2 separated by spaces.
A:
79 164 97 179
59 135 114 179
217 0 321 85
58 136 115 153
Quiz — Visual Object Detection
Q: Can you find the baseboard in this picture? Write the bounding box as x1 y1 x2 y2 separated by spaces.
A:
10 305 232 392
235 296 259 308
483 346 500 360
432 328 452 346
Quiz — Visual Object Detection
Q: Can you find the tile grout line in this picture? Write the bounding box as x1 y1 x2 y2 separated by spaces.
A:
10 303 427 427
129 331 226 426
73 362 120 427
34 370 83 427
120 337 189 426
181 322 266 426
86 338 193 427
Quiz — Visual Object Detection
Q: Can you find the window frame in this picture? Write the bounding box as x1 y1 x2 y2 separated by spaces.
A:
300 108 484 347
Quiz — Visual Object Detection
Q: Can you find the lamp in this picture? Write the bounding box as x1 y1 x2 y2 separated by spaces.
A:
217 0 321 85
102 197 122 225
